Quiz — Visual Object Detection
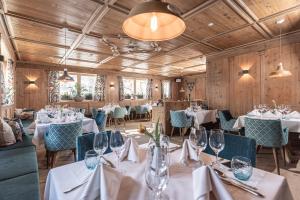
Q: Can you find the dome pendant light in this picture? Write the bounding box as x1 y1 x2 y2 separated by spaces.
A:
122 0 186 41
58 28 74 82
269 20 292 78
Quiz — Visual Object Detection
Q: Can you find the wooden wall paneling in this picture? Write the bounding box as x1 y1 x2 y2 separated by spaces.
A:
206 58 230 110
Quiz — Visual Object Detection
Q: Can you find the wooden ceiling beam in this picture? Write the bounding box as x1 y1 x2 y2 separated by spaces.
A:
182 0 219 19
12 36 67 49
182 33 223 51
0 0 18 60
59 0 118 64
224 0 273 38
258 4 300 22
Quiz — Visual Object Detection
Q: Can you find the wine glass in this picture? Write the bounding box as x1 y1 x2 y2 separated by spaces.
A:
110 130 125 171
93 131 108 164
209 129 225 168
145 146 169 200
189 127 207 167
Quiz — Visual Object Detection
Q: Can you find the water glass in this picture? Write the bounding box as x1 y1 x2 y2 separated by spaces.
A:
93 132 108 160
209 129 225 167
84 150 100 170
189 127 207 166
231 156 253 181
110 130 125 170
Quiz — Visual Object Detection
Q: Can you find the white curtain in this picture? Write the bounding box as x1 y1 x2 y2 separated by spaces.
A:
94 74 106 101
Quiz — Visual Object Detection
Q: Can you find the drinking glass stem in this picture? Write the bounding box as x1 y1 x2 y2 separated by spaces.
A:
197 149 203 166
216 152 219 166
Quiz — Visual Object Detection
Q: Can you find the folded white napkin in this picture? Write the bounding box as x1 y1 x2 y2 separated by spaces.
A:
80 164 123 200
262 111 279 119
285 111 300 119
193 166 233 200
179 139 198 165
119 137 139 162
247 109 260 116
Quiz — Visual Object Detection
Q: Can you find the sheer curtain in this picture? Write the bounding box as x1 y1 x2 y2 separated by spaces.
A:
118 76 124 101
48 71 60 103
146 79 153 100
94 74 106 101
161 80 171 99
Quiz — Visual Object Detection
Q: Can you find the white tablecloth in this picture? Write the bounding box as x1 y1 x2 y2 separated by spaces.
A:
100 105 120 114
186 109 218 129
32 118 99 146
233 115 300 133
44 145 293 200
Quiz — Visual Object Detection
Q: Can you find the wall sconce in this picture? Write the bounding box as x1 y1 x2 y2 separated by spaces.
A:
24 80 36 84
155 85 158 90
239 69 249 76
109 83 115 88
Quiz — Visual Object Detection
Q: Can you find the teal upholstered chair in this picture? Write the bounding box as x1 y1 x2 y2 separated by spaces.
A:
245 117 289 174
204 133 257 167
95 110 107 132
91 108 98 119
76 130 116 161
135 105 149 119
218 110 237 133
125 106 132 120
44 121 83 168
109 107 126 129
170 110 192 138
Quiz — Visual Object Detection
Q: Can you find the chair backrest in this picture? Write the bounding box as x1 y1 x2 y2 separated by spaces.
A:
112 107 126 118
218 110 233 129
76 131 113 161
204 133 257 167
170 110 190 128
95 111 107 132
91 108 98 119
125 106 131 115
135 105 147 114
45 121 82 151
244 117 288 148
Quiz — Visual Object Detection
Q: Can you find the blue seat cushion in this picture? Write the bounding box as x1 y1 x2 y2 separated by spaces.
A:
0 172 39 200
204 133 256 167
0 135 34 152
0 146 38 181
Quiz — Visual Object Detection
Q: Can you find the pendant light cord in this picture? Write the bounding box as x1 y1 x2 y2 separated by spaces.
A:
279 25 282 62
65 27 67 67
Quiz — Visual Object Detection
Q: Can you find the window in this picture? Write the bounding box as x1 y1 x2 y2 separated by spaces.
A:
123 78 135 99
162 80 171 99
81 75 96 100
123 77 148 99
59 74 77 100
136 79 147 99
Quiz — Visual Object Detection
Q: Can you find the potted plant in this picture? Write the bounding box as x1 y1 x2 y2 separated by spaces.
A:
73 83 87 102
61 92 72 101
136 93 144 99
85 93 93 100
125 94 132 99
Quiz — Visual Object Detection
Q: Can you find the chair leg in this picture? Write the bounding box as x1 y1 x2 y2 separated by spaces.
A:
50 152 57 168
281 146 286 167
272 148 280 175
72 149 76 162
46 150 49 169
123 118 126 130
171 127 174 137
256 145 262 154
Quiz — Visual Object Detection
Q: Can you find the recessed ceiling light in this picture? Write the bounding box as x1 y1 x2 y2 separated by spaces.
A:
208 22 214 27
276 18 285 24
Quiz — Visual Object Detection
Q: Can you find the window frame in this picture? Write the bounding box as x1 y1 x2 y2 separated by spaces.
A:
123 77 148 100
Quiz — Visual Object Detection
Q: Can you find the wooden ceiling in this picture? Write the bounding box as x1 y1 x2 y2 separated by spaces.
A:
0 0 299 77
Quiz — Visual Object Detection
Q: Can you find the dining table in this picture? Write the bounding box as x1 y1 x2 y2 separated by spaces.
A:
185 108 218 129
233 113 300 133
44 144 293 200
31 117 99 146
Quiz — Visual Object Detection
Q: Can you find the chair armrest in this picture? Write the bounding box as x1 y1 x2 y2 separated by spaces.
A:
282 127 289 145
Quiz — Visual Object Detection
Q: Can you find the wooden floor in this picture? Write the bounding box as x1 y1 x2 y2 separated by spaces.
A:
36 121 300 200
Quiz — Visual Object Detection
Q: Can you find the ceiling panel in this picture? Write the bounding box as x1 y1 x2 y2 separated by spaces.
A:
66 59 97 68
77 35 112 54
243 0 300 19
130 62 161 69
68 50 107 62
19 53 61 64
206 26 265 49
121 52 154 61
104 57 139 67
8 16 79 46
169 44 204 59
5 0 99 29
121 67 150 74
169 57 206 68
185 1 247 40
15 40 66 57
96 63 123 70
91 9 127 35
262 10 300 35
147 54 184 65
116 0 208 13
